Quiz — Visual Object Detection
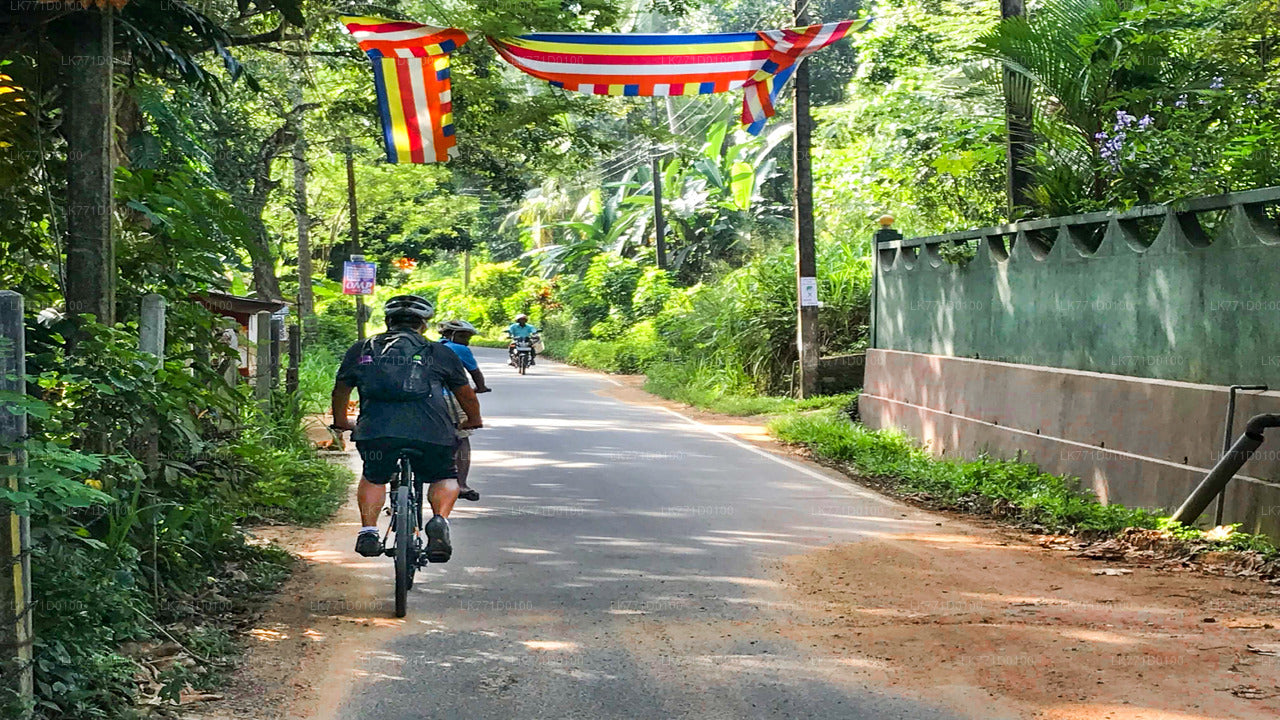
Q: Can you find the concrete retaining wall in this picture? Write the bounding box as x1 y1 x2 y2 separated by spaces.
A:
872 187 1280 387
859 349 1280 537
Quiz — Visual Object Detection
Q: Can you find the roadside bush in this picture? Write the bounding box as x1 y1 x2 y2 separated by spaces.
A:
3 315 351 719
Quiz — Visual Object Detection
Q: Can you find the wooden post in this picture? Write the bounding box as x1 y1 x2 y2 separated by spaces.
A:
1001 0 1034 215
62 9 115 329
463 250 471 293
345 142 367 341
269 316 283 389
254 311 272 402
286 325 301 396
792 0 820 399
0 291 33 716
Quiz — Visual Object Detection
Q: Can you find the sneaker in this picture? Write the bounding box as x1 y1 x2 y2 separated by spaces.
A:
459 486 480 502
424 515 452 563
355 530 383 557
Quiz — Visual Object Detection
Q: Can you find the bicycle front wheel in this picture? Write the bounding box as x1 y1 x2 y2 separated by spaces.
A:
394 484 412 618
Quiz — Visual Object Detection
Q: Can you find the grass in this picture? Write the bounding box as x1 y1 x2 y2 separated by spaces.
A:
769 409 1278 555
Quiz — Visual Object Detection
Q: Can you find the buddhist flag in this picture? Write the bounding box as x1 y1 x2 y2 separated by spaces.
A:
489 21 855 134
340 16 470 164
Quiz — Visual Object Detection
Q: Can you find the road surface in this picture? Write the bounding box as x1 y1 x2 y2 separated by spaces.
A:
335 348 959 719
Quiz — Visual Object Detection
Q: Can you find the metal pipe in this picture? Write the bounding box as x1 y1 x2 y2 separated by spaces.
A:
1173 413 1280 525
1214 384 1268 525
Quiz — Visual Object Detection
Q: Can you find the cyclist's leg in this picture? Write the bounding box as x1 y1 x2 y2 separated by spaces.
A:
410 442 461 519
354 439 398 555
411 442 461 562
455 436 472 486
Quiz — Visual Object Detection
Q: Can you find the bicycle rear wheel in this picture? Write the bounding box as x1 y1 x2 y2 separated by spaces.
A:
393 483 413 618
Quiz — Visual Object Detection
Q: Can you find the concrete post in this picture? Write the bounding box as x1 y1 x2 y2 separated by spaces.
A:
254 311 271 402
0 291 33 716
139 294 165 361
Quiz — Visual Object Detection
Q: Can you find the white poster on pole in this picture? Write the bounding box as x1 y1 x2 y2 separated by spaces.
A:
799 276 819 307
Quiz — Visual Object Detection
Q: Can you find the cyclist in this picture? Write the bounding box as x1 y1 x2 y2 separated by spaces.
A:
330 295 482 563
506 313 539 366
437 319 489 502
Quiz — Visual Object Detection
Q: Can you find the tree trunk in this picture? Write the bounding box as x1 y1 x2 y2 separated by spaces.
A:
290 85 315 341
62 8 115 326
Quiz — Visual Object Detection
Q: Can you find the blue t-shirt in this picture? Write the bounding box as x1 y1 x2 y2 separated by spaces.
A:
439 339 478 371
508 322 538 338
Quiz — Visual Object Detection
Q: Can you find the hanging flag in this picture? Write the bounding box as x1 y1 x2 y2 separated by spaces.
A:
490 21 855 134
340 16 471 164
338 17 856 162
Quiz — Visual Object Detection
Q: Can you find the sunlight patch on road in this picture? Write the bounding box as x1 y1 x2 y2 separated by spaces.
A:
248 628 288 642
1056 628 1137 645
1040 704 1218 720
501 546 557 555
522 640 580 652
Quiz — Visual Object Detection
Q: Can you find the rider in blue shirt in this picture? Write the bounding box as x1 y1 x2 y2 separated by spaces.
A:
437 320 489 503
507 313 539 366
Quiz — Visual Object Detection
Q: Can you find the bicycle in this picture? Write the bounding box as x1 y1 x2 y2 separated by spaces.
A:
387 447 426 618
329 426 427 618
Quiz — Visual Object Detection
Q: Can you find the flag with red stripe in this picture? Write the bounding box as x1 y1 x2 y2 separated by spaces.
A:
340 16 470 164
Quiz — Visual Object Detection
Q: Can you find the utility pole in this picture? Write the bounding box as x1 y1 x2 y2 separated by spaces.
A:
792 0 820 399
649 98 668 270
345 140 366 340
290 85 315 345
1001 0 1034 215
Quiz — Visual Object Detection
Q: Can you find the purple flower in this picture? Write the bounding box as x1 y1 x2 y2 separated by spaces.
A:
1115 110 1137 127
1155 99 1164 108
1095 131 1109 140
1138 115 1153 130
1175 94 1188 108
1210 76 1225 90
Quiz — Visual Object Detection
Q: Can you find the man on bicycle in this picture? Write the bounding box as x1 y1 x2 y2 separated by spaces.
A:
507 313 539 366
330 295 482 563
437 319 488 502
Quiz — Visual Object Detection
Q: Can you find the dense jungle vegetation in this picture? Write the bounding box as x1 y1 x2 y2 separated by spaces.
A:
0 0 1276 716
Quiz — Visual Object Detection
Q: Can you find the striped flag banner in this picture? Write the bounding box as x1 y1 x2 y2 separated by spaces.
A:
341 17 855 163
491 21 855 134
340 16 471 164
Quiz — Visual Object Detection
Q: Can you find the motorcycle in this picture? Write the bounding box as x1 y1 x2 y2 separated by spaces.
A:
509 335 539 375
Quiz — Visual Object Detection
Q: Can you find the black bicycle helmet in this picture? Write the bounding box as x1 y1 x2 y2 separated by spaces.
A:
383 294 435 321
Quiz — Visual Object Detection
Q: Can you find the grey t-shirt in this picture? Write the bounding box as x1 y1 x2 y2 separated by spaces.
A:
336 332 469 445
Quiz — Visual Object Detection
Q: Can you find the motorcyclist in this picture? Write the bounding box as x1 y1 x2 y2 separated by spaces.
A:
507 313 539 366
437 319 489 502
330 295 482 562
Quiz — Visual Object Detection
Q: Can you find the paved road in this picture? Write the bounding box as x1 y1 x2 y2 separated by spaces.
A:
338 348 960 719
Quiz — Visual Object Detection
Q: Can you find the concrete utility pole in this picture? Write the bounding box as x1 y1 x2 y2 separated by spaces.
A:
345 140 367 340
792 0 820 399
1001 0 1034 215
649 99 668 270
63 8 115 328
0 292 32 717
254 311 272 402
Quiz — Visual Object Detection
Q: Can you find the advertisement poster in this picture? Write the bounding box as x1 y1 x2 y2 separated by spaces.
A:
342 261 378 295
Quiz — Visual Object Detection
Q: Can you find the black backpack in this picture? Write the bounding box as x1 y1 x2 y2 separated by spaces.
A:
354 330 440 402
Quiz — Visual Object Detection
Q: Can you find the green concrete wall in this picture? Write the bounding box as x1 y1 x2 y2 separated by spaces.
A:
872 187 1280 387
